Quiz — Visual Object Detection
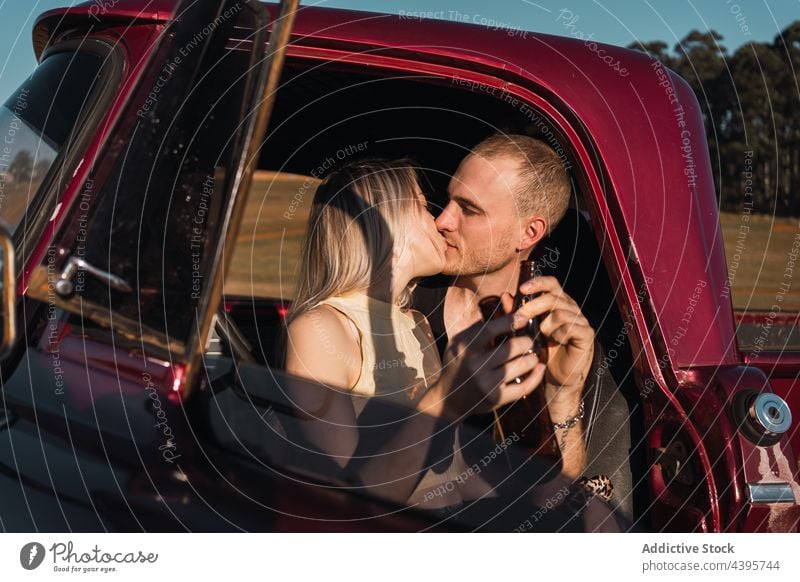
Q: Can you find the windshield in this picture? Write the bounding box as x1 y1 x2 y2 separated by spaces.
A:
0 50 104 234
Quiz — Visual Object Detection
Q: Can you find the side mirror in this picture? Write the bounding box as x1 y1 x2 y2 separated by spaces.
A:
0 224 16 359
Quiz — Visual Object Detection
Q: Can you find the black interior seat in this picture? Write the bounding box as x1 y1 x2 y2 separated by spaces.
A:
534 206 648 528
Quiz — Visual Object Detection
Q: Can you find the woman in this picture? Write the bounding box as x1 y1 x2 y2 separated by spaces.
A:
285 159 446 412
283 159 546 508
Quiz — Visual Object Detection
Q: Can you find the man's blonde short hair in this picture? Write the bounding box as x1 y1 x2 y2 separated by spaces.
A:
472 134 571 234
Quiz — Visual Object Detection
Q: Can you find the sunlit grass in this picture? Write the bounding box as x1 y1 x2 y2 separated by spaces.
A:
720 212 800 311
225 171 318 299
225 174 800 315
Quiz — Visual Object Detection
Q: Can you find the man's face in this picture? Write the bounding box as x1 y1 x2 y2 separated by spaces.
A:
436 154 523 277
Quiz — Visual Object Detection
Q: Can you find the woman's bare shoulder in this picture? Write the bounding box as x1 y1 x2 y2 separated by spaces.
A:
289 304 352 333
285 305 362 389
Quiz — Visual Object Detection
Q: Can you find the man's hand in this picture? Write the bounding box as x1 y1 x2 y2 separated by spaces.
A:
515 276 595 399
427 313 547 421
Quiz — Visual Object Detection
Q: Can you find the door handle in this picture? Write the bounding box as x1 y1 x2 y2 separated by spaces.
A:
54 256 132 297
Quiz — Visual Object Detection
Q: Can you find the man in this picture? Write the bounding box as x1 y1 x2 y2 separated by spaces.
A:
412 134 594 479
355 135 634 526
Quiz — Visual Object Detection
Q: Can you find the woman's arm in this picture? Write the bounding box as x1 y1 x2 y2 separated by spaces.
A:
284 306 362 467
284 305 550 505
359 313 548 504
284 306 452 502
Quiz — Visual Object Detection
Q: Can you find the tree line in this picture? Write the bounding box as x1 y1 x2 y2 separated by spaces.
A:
629 23 800 217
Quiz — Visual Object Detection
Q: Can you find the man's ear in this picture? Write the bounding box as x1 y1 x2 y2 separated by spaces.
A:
517 215 548 252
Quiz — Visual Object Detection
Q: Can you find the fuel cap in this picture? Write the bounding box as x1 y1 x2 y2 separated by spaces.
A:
748 393 792 437
729 390 793 446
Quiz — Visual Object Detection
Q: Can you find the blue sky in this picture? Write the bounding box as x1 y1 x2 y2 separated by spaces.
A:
1 0 798 100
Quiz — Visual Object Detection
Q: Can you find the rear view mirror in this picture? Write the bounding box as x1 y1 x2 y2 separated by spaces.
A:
0 224 16 359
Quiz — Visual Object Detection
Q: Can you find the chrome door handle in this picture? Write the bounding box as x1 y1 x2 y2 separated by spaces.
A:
54 256 132 297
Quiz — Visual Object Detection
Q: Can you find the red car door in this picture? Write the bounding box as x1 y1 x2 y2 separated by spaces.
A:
0 0 300 531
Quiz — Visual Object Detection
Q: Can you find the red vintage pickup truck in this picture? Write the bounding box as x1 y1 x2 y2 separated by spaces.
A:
0 0 796 532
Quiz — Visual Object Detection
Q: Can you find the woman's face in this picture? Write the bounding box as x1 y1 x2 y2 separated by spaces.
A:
397 184 447 278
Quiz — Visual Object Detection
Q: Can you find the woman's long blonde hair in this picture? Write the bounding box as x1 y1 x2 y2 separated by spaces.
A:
286 158 421 326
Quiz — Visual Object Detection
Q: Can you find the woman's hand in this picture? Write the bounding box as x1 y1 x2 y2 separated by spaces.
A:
424 313 547 421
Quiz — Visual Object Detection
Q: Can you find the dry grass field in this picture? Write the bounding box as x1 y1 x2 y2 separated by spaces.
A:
719 212 800 311
225 172 800 314
225 171 317 299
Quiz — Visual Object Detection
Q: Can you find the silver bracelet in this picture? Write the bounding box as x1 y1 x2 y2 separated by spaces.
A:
552 401 585 430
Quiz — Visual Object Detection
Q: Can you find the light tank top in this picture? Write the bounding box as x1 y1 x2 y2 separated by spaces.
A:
316 292 441 414
315 292 470 507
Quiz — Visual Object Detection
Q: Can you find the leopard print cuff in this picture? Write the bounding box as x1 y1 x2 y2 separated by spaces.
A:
578 474 614 501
